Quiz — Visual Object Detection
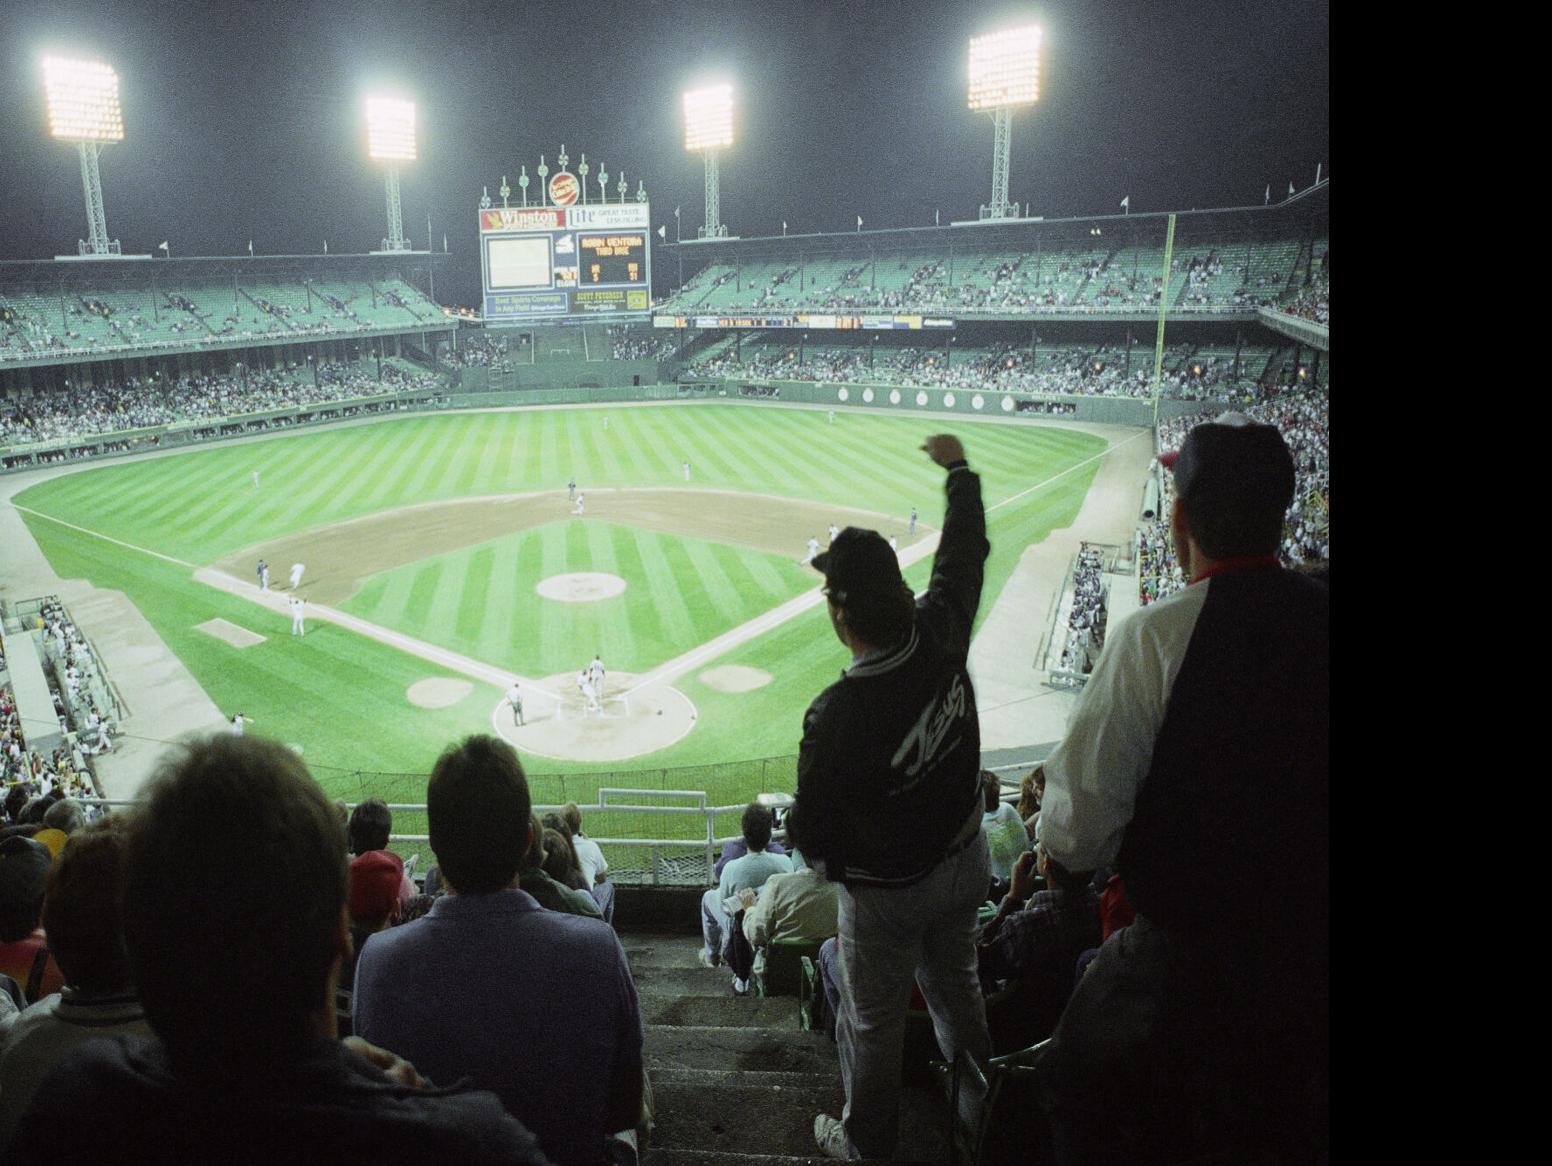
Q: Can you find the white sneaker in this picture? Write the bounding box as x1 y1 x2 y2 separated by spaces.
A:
698 949 718 969
813 1113 851 1160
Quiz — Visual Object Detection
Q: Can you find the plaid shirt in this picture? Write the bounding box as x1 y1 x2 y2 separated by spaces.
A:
978 885 1101 990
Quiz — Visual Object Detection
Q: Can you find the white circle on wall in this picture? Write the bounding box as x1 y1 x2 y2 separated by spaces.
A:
890 389 901 405
972 394 985 411
862 387 874 403
916 390 929 406
942 393 956 409
837 387 849 402
1001 395 1015 412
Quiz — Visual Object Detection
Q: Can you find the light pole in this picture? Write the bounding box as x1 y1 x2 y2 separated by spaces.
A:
683 83 733 238
967 26 1043 221
366 97 416 252
42 56 125 256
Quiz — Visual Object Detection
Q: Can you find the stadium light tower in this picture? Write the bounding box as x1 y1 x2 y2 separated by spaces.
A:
366 97 416 252
967 25 1042 221
42 56 125 256
683 83 733 238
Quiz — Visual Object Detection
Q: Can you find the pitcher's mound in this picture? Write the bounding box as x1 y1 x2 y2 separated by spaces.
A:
536 573 626 603
407 678 475 709
494 671 696 763
699 665 773 693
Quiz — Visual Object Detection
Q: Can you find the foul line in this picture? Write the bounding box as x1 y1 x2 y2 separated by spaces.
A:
13 505 198 569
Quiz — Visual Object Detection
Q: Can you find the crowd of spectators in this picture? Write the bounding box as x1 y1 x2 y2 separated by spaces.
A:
1139 385 1330 604
39 601 117 761
671 246 1297 318
1 363 439 448
441 333 514 372
607 326 673 360
694 340 1273 403
1283 278 1330 326
1057 544 1108 675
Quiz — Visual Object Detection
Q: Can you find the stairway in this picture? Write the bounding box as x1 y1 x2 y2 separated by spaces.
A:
626 930 950 1165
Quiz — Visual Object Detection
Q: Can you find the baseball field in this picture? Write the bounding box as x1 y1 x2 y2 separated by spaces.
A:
12 402 1106 812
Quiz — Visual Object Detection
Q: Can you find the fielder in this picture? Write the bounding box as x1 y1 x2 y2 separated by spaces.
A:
289 562 305 589
828 410 836 424
289 595 306 637
230 712 252 737
568 478 577 501
574 493 585 515
683 461 691 482
252 471 260 488
589 654 606 698
804 536 820 564
256 559 269 592
828 523 839 546
506 680 525 727
908 507 918 535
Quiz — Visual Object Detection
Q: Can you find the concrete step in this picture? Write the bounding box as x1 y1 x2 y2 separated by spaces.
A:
645 1024 838 1076
649 1080 846 1157
649 1066 837 1089
632 964 740 994
641 993 796 1029
625 933 717 970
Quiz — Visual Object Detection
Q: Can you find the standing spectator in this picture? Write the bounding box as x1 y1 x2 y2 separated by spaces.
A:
6 735 548 1163
353 736 643 1166
347 798 416 912
791 434 991 1161
1036 415 1328 1163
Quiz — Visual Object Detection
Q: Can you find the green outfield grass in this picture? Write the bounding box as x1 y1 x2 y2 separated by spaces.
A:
15 403 1106 813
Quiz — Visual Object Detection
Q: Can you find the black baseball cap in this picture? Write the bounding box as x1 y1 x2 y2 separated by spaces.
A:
812 527 903 606
1159 413 1295 514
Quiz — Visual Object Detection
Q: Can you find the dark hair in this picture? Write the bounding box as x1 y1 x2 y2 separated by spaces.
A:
541 828 582 888
520 813 546 873
838 583 915 649
4 784 34 825
1180 494 1287 560
427 736 531 895
43 816 133 995
562 802 583 835
541 811 571 841
741 802 773 852
124 736 346 1074
347 798 392 854
43 798 86 835
981 770 1000 813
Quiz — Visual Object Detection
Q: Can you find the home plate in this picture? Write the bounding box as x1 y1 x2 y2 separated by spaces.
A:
196 618 265 649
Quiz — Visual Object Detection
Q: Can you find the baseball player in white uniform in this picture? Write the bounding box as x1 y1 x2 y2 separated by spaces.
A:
257 560 269 592
683 461 691 482
804 536 820 564
588 655 606 698
230 713 252 736
289 562 305 589
828 523 839 545
889 535 899 555
252 470 261 488
506 681 525 727
574 493 585 515
289 595 306 637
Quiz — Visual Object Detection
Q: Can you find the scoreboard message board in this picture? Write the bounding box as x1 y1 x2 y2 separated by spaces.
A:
479 202 652 321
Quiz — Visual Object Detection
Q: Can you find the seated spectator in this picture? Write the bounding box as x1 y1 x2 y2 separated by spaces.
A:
353 736 643 1166
562 802 614 924
700 803 793 975
0 837 64 1002
713 830 787 880
976 845 1101 1051
980 771 1031 889
741 854 840 985
336 851 405 1037
519 816 602 919
1018 765 1045 841
0 817 149 1145
539 820 591 892
347 798 416 911
6 735 548 1163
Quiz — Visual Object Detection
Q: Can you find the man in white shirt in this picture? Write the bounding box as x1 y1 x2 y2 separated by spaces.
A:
505 681 524 727
289 562 305 589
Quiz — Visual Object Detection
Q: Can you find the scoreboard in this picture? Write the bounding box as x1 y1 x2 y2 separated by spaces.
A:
479 202 652 322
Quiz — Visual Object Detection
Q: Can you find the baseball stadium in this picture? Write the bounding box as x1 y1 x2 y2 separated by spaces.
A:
0 4 1327 1162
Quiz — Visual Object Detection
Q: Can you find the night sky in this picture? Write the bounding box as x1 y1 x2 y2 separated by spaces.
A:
0 0 1328 308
